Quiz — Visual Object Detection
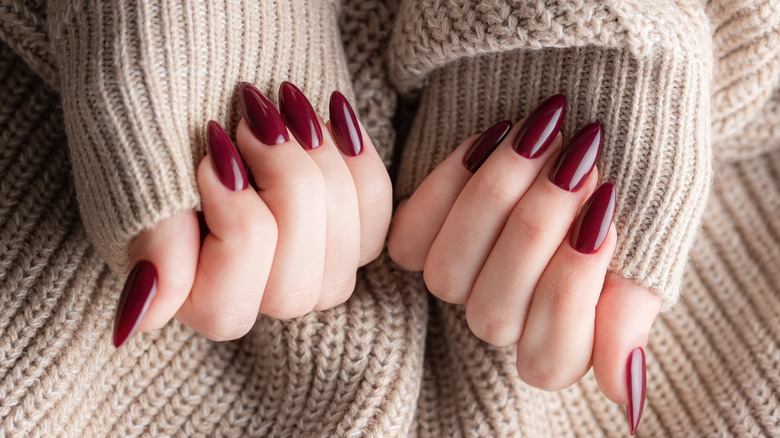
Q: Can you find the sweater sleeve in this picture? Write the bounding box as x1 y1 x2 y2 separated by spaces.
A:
388 0 714 310
45 0 354 274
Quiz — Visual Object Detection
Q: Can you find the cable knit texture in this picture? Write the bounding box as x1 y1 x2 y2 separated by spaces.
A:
1 0 780 436
390 0 714 308
47 0 354 274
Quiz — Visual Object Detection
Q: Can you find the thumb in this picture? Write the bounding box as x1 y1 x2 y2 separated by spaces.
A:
592 273 661 435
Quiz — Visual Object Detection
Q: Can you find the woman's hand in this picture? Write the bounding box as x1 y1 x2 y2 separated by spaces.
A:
114 82 391 345
388 95 660 434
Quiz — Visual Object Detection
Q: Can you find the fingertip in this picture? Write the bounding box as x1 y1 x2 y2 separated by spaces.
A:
592 276 660 405
128 210 200 335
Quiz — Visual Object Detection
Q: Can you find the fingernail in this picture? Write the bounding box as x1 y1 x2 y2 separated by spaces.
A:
237 82 289 145
550 122 603 191
513 94 566 158
279 81 323 149
113 261 158 348
462 120 512 172
627 346 647 436
207 121 248 191
571 182 615 254
329 91 364 156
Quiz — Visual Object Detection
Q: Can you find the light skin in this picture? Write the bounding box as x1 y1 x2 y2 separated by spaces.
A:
387 119 661 405
127 106 392 341
128 97 660 409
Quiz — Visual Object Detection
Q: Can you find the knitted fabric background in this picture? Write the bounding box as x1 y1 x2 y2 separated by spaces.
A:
0 0 779 436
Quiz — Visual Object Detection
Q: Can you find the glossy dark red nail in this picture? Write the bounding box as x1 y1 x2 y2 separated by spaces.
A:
627 346 647 436
550 122 603 191
462 120 512 172
329 91 363 156
279 81 323 149
513 94 566 158
207 120 248 191
238 82 289 145
113 261 158 348
571 182 615 254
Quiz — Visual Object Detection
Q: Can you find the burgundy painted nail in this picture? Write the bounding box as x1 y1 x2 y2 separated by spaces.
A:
237 82 289 145
113 261 158 348
627 346 647 436
207 121 248 191
571 182 616 254
462 120 512 172
329 91 363 156
550 122 603 191
279 81 323 149
513 94 566 158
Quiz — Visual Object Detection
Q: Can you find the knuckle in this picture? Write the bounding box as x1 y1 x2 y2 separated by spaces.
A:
198 313 257 342
261 289 319 319
466 304 519 347
505 210 556 245
319 273 357 309
423 263 469 304
229 210 277 246
515 352 573 391
545 267 594 313
472 175 518 207
387 233 423 271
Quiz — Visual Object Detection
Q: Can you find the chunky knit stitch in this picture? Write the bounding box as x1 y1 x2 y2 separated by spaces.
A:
0 0 779 436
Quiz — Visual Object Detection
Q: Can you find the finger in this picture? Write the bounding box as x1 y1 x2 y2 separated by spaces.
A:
387 120 512 271
593 274 660 435
328 90 392 267
466 123 603 346
277 82 360 310
424 96 568 303
237 83 327 318
115 209 199 347
512 183 617 391
176 121 277 341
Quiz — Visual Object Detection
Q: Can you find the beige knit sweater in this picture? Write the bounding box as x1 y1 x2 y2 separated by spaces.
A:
0 0 778 435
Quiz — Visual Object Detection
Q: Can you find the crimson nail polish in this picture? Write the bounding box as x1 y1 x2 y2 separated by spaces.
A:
550 122 603 191
279 81 323 149
207 120 248 191
329 91 363 156
627 346 647 436
238 82 289 145
513 94 566 158
113 261 158 348
571 182 616 254
462 120 512 172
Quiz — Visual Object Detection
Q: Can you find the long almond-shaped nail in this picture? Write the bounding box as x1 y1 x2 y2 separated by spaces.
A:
571 182 615 253
238 82 289 145
550 122 603 191
627 346 647 436
279 81 323 149
513 94 566 158
207 120 248 191
462 120 512 172
113 261 158 348
329 91 363 156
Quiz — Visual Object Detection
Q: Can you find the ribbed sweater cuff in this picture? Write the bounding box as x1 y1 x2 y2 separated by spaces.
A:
396 48 713 309
47 0 353 273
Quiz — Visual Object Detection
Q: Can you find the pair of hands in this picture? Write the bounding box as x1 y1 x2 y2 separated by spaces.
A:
115 83 657 430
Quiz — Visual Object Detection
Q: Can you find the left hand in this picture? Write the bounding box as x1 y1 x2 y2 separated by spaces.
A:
388 109 660 433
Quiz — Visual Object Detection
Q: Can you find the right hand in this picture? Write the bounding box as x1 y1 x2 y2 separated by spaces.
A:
112 82 392 347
